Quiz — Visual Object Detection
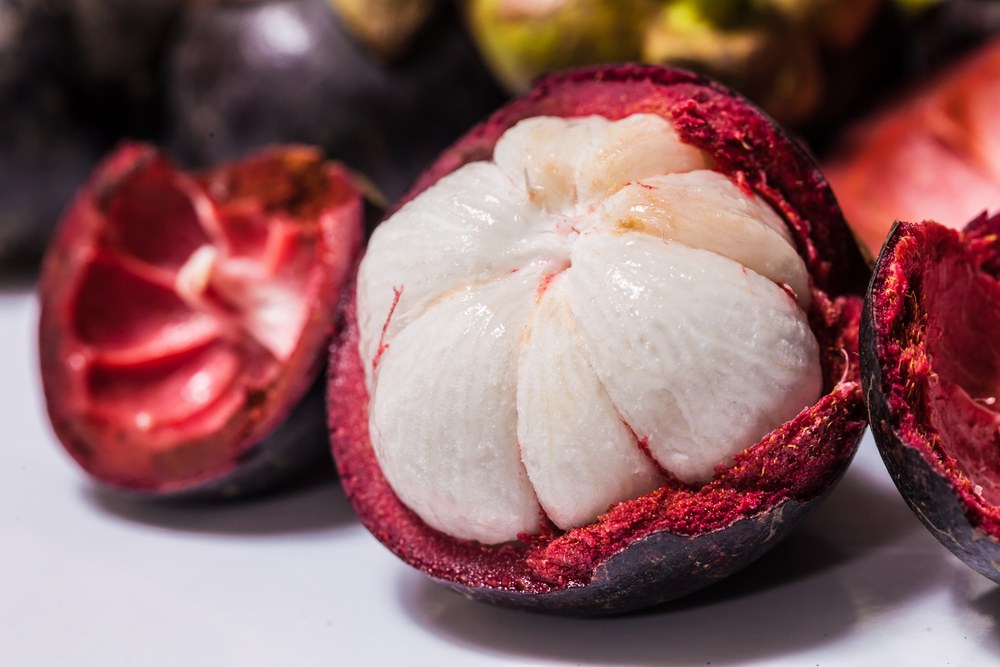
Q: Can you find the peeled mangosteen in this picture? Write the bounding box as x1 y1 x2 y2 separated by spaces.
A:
39 144 363 497
861 214 1000 583
328 65 870 614
167 0 507 203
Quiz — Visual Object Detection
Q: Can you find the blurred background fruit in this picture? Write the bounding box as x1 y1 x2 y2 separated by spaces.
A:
0 0 178 273
0 0 505 274
462 0 904 133
329 0 441 60
824 35 1000 256
167 0 506 206
3 0 1000 275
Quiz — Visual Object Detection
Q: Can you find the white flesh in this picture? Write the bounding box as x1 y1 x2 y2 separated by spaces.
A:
357 114 821 543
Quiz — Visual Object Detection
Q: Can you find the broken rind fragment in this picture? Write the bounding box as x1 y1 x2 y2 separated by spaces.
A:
39 143 364 496
862 213 1000 584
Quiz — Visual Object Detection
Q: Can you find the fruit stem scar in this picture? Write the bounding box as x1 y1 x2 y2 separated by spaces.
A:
372 285 403 373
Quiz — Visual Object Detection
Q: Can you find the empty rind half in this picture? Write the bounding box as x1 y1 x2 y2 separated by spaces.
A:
330 64 869 613
40 143 363 496
862 214 1000 583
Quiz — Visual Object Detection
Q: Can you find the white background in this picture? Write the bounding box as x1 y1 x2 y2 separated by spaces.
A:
4 285 999 666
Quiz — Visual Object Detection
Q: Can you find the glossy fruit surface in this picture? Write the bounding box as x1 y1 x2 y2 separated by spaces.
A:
329 65 869 614
862 214 1000 583
40 143 363 497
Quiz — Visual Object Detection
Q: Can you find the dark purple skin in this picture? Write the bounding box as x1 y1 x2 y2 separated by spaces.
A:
329 64 870 615
904 0 1000 74
861 217 1000 584
166 0 507 204
443 498 817 614
162 375 330 500
0 0 94 272
0 0 179 274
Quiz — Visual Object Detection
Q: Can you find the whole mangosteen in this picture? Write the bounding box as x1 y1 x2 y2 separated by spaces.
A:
0 0 94 272
166 0 507 203
0 0 180 273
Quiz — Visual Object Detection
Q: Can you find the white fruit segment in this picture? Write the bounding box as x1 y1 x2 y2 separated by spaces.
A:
594 171 811 309
357 113 821 544
517 278 666 529
492 115 714 211
369 271 542 543
565 233 820 485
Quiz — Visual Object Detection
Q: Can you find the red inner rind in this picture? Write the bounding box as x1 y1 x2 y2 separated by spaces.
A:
868 215 1000 536
330 64 868 594
40 143 363 493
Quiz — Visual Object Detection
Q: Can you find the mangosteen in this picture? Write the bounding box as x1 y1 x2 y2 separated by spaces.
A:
0 0 93 272
0 0 180 273
463 0 906 133
166 0 507 204
328 65 870 615
823 36 1000 257
68 0 181 138
861 214 1000 584
901 0 1000 73
39 144 363 497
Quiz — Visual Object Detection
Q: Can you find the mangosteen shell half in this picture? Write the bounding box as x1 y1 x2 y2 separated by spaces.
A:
329 64 871 615
39 143 364 498
861 215 1000 583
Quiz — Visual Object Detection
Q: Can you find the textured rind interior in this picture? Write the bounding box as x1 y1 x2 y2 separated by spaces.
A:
864 214 1000 541
329 64 869 606
39 143 363 494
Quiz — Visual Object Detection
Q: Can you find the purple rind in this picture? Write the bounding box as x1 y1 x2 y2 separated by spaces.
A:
438 497 823 616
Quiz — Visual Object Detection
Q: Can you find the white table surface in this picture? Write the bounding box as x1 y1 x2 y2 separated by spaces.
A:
3 284 998 666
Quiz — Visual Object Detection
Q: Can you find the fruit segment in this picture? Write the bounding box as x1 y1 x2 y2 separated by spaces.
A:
594 171 811 308
492 114 713 208
371 271 542 543
40 144 362 494
565 233 820 486
358 113 821 543
517 278 666 531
